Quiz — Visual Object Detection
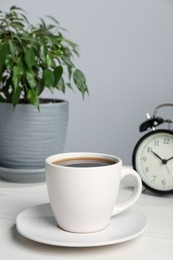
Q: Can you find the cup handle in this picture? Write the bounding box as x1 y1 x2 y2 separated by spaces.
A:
112 167 142 216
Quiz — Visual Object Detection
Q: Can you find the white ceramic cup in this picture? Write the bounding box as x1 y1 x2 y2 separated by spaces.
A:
45 152 142 233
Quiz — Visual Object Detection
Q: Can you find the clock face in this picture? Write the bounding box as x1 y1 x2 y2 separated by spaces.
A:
132 130 173 193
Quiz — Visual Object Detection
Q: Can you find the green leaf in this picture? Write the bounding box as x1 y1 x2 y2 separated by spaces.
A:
11 21 24 29
12 87 21 108
24 48 36 69
12 66 21 91
27 89 39 109
36 80 44 95
40 18 46 29
11 34 22 45
43 69 54 87
0 43 10 69
2 77 13 102
20 13 29 24
9 40 17 57
45 54 53 67
0 94 6 102
26 71 37 88
5 57 14 70
46 15 59 25
40 43 47 63
73 69 89 98
66 82 73 90
10 58 24 76
64 38 78 48
17 58 25 75
54 66 63 85
56 78 65 93
10 5 24 11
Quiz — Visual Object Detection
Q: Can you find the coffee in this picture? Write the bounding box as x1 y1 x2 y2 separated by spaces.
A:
52 157 116 168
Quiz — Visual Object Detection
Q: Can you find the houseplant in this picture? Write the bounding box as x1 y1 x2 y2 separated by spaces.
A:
0 6 88 182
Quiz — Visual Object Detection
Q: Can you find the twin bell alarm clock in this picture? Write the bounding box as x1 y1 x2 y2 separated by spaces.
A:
132 103 173 194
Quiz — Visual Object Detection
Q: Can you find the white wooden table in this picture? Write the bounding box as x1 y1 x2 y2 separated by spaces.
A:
0 177 173 260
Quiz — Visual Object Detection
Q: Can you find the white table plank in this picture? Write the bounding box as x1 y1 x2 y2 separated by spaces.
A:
0 178 173 260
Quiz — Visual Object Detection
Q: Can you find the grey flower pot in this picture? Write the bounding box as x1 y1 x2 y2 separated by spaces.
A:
0 99 69 183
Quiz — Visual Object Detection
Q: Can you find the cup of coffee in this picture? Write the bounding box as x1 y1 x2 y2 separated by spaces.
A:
45 152 142 233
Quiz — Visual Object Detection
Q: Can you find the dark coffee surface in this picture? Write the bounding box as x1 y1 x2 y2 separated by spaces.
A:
52 157 116 167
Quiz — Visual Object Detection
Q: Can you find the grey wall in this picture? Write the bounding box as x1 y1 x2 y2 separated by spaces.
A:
1 0 173 165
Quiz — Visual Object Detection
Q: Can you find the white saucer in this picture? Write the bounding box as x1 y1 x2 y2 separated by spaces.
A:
16 203 148 247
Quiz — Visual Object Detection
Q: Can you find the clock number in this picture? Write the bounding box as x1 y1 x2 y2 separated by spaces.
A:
152 175 156 182
144 166 149 173
142 156 147 162
162 179 166 186
147 147 152 152
154 140 159 146
164 137 170 144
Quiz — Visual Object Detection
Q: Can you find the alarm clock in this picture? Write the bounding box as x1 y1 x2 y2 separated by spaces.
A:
132 103 173 194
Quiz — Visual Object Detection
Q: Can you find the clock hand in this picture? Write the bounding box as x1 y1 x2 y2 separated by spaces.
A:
152 151 163 161
167 156 173 162
152 151 172 174
165 165 172 175
152 151 167 164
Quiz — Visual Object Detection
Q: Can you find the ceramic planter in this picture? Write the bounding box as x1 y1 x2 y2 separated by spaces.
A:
0 99 69 183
